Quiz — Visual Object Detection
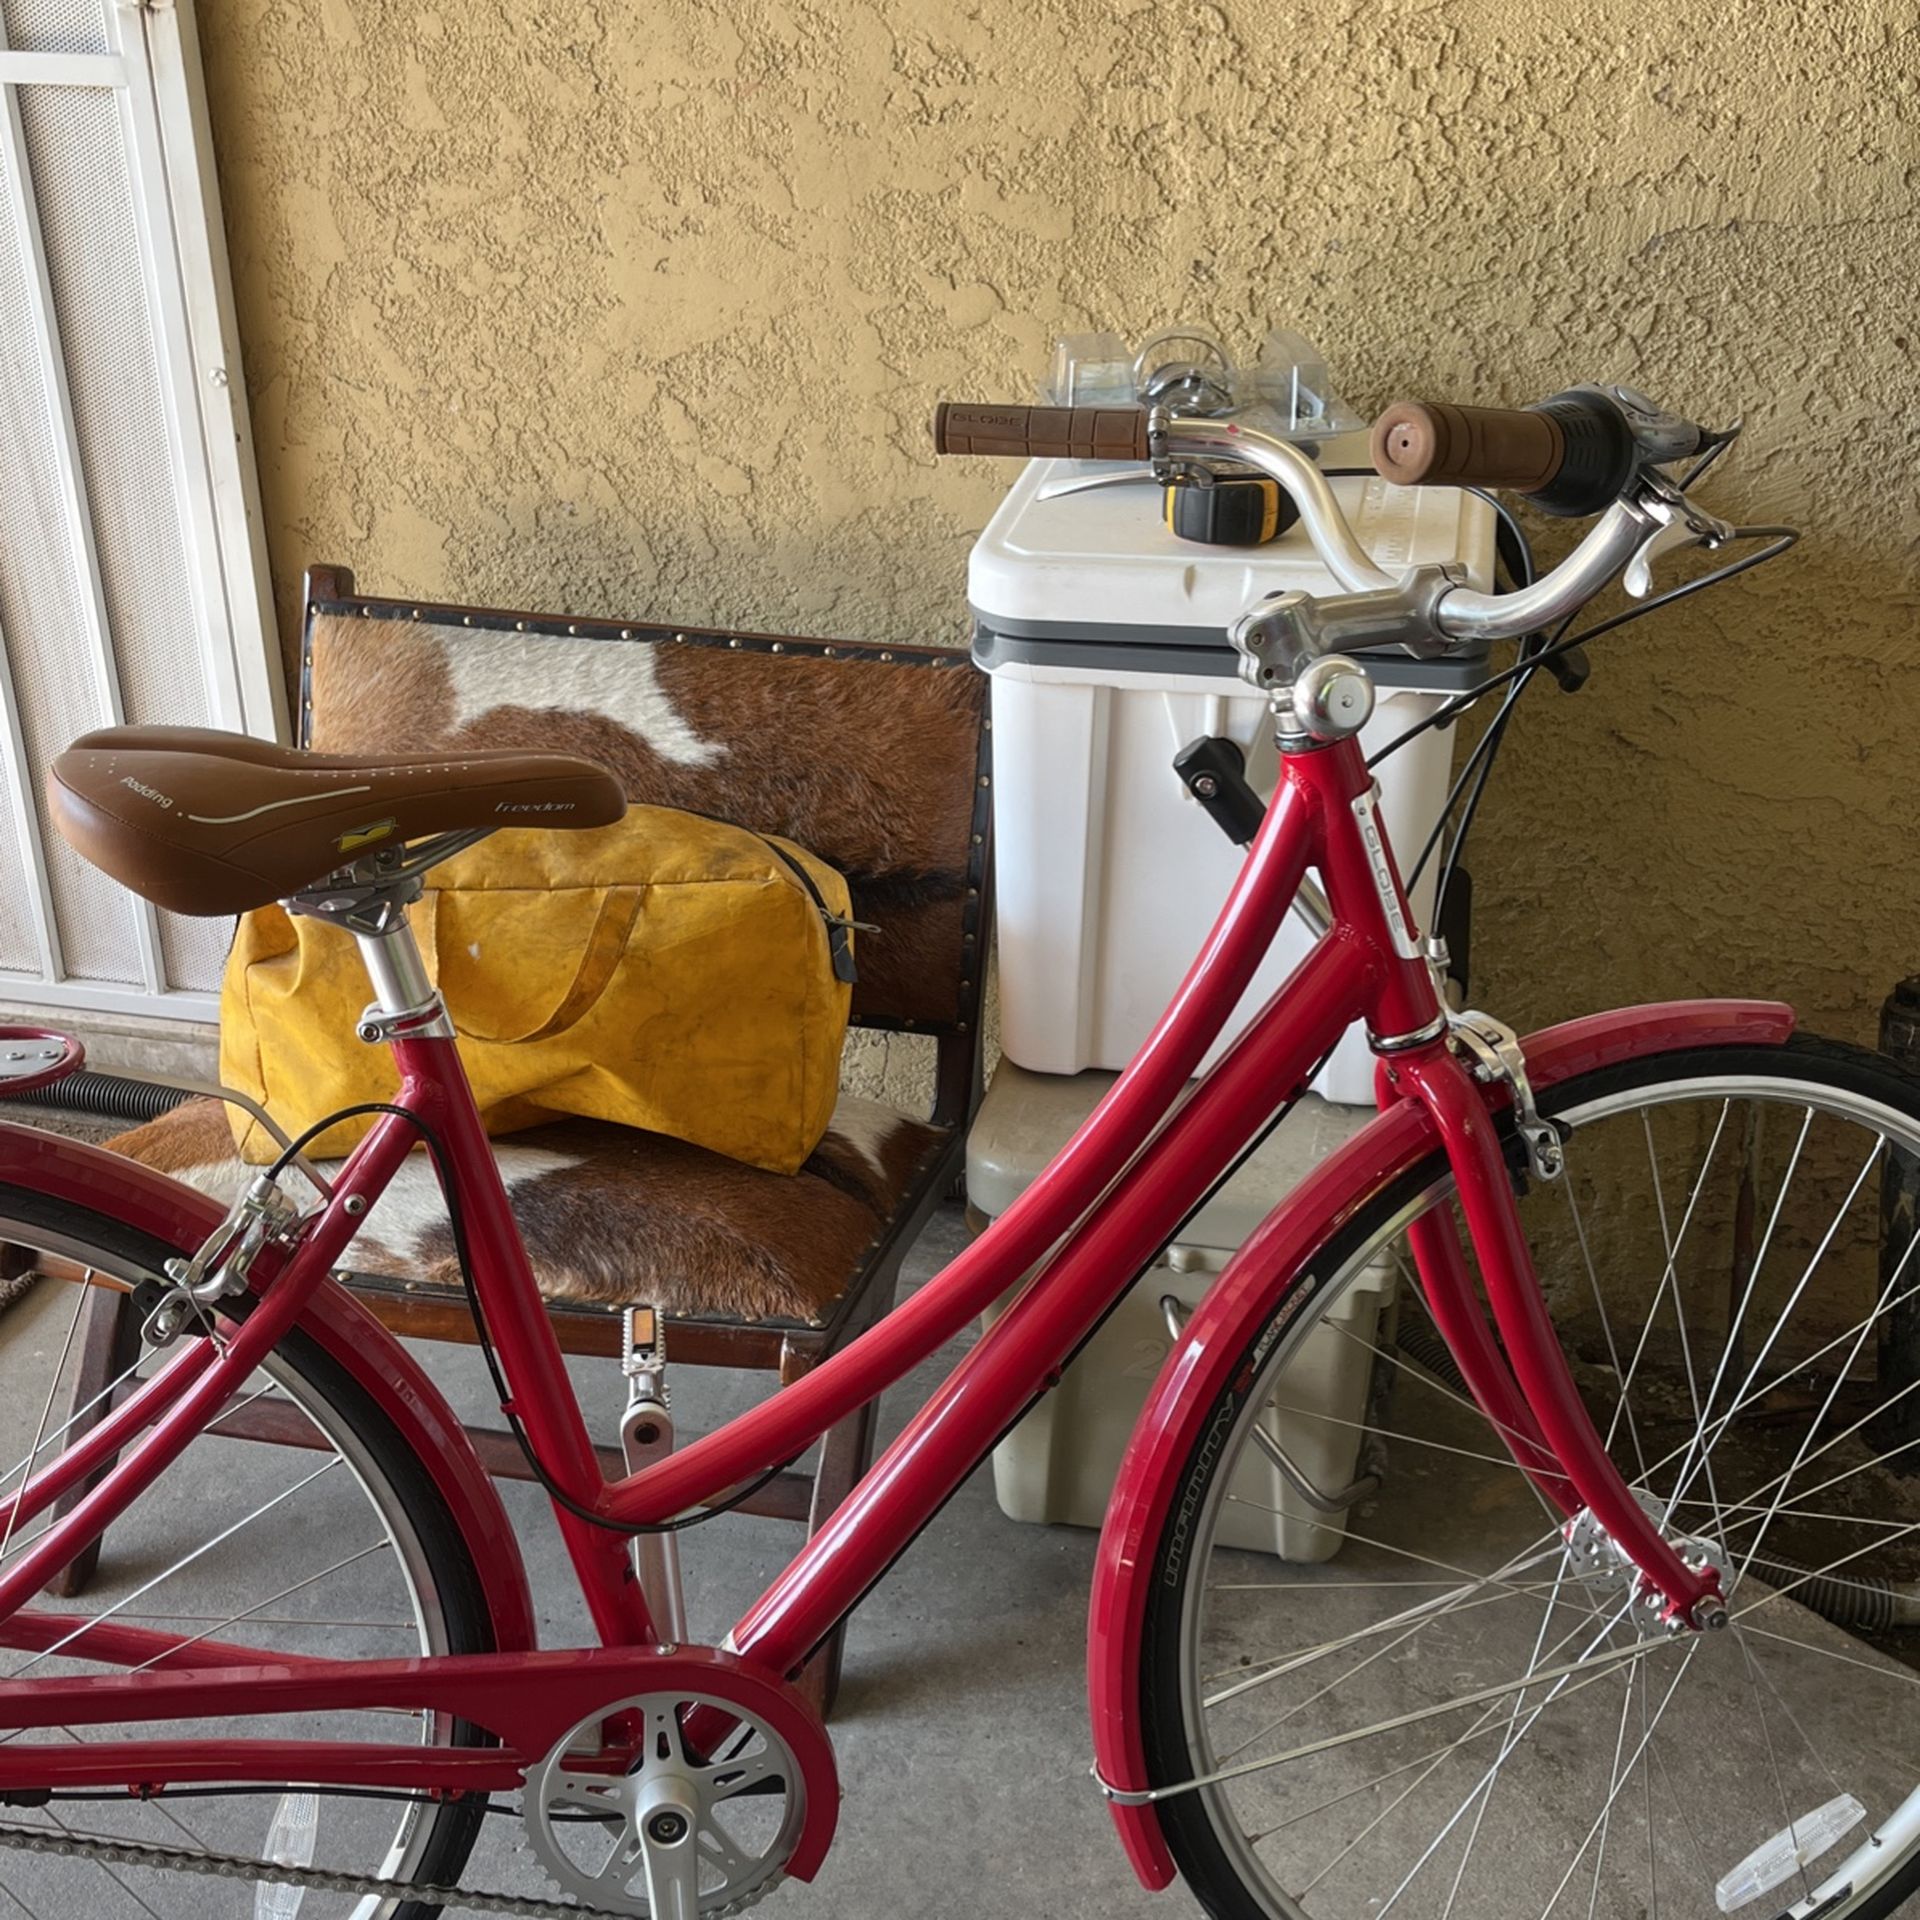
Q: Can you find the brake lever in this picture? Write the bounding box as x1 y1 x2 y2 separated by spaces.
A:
1622 473 1738 599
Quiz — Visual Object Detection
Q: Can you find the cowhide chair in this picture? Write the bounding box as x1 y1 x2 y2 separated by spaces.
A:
74 564 991 1714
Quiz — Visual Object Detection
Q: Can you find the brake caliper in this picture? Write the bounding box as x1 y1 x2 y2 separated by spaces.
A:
135 1172 303 1346
1448 1010 1565 1184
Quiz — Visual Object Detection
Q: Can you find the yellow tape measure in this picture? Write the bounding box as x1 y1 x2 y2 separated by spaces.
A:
1161 473 1296 546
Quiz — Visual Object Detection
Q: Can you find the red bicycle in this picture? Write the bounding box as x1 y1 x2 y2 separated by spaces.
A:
0 382 1910 1920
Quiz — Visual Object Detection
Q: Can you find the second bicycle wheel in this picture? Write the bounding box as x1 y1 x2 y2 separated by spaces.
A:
1141 1035 1920 1920
0 1181 497 1919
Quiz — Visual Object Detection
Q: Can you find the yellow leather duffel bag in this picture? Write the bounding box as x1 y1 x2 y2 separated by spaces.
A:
220 807 856 1173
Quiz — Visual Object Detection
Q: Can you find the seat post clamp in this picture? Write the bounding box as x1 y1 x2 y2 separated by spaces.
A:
356 998 453 1045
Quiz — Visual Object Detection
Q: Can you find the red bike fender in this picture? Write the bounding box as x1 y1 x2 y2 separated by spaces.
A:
1087 998 1794 1888
0 1121 538 1655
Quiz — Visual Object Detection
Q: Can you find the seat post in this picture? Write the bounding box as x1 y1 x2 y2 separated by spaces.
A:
356 918 437 1021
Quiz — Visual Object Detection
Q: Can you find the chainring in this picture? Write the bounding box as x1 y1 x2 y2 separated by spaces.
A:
523 1689 808 1917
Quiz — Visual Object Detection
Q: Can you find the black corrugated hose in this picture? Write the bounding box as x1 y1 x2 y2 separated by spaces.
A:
0 1070 190 1124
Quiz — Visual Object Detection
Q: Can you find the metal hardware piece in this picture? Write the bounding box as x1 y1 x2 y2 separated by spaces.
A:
1292 655 1374 740
1370 1011 1449 1055
1448 1009 1565 1182
1132 328 1237 416
1034 466 1159 502
1564 1489 1731 1637
1423 491 1661 643
522 1689 805 1916
1154 413 1395 594
355 997 453 1046
141 1171 302 1346
285 829 490 938
1228 566 1463 745
621 1307 689 1643
1622 465 1739 598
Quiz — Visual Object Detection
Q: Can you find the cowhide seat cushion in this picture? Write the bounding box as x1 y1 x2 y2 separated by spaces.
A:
107 1093 948 1327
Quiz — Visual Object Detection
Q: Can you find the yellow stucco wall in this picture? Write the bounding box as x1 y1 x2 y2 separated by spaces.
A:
198 0 1920 1093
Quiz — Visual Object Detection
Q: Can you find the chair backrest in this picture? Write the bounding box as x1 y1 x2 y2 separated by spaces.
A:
298 565 992 1115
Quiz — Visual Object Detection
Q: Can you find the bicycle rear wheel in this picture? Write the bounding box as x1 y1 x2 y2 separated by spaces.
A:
0 1181 495 1919
1141 1035 1920 1920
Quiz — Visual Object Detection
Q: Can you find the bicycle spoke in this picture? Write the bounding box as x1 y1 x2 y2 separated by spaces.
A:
0 1280 89 1565
1333 1277 1575 1479
1641 1106 1735 1545
46 1808 167 1920
1596 1102 1730 1467
1371 1593 1643 1918
123 1543 393 1675
2 1456 341 1684
1533 1643 1701 1920
1728 1215 1920 1596
1559 1174 1650 1486
0 1342 150 1498
1264 1395 1541 1473
0 1380 283 1572
1740 1627 1852 1803
1204 1538 1566 1709
1737 1627 1813 1909
1667 1135 1884 1522
1737 1621 1920 1689
1214 1584 1530 1752
1680 1106 1813 1488
1439 1558 1597 1919
1581 1661 1639 1920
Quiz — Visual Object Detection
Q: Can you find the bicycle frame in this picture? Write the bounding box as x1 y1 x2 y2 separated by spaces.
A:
0 725 1726 1808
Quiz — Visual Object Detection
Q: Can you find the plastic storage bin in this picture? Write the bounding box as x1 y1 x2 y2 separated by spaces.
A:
970 440 1496 1104
969 1063 1395 1563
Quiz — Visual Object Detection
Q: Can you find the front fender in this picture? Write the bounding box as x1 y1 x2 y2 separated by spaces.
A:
0 1121 537 1655
1087 998 1794 1888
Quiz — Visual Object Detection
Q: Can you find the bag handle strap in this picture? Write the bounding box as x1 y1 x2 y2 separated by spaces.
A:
420 887 644 1045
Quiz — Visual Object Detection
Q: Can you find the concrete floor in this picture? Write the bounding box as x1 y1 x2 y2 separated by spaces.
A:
2 1191 1919 1918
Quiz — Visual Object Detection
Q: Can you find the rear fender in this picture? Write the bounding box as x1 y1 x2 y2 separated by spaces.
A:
1088 999 1794 1887
0 1122 537 1654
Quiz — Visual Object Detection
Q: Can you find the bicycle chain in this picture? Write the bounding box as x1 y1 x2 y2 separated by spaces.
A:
0 1815 783 1918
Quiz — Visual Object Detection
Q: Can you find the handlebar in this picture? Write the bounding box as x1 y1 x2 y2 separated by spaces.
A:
932 382 1733 654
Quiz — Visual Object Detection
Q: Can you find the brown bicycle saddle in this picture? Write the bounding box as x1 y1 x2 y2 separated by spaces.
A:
49 725 627 917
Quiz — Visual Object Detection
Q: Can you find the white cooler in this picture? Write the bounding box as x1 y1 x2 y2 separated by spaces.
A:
969 1062 1395 1563
970 441 1497 1104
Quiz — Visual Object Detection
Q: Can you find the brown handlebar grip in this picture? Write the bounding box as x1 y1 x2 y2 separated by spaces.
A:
1370 401 1567 492
933 402 1150 461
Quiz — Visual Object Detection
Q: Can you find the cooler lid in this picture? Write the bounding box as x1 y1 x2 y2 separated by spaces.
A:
967 444 1499 692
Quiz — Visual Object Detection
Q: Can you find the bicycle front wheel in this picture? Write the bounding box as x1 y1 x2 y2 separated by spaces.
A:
0 1180 496 1919
1141 1034 1920 1920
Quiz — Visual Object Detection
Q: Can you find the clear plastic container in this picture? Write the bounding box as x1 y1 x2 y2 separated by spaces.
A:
1044 323 1361 444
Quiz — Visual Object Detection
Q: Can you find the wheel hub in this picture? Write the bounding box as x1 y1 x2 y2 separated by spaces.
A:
522 1689 807 1918
1562 1487 1731 1635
